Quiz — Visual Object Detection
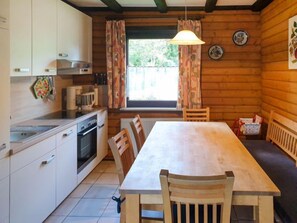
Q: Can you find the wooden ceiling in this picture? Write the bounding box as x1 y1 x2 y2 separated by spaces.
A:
65 0 273 13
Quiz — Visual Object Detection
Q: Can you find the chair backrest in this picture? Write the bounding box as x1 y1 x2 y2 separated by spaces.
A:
108 128 135 184
130 114 146 154
159 170 234 223
183 107 210 122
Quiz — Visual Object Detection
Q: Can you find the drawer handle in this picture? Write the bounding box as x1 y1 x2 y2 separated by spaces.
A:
0 16 7 23
42 155 55 165
98 124 105 129
45 68 56 72
63 130 73 137
15 68 30 72
0 143 6 152
59 53 68 57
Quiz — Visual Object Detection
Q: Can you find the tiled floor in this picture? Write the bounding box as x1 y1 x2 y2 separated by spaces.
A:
44 160 257 223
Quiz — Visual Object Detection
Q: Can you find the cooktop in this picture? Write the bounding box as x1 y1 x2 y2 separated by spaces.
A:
35 110 94 120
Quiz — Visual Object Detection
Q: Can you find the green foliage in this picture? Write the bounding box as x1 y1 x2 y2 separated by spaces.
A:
128 39 178 67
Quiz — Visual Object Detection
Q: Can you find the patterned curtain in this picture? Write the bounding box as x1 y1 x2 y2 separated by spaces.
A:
177 20 202 109
106 20 126 108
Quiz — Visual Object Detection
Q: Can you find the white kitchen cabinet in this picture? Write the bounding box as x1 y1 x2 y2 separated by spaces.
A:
32 0 57 76
10 0 32 76
56 125 77 205
0 0 9 29
57 0 92 62
0 157 9 223
96 110 108 164
10 0 57 76
10 136 56 223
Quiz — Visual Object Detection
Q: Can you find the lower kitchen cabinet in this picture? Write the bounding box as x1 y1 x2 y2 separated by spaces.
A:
96 110 108 164
0 157 9 223
56 125 77 205
10 136 56 223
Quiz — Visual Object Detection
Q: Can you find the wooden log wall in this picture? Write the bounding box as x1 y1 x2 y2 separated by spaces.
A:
261 0 297 122
75 10 262 158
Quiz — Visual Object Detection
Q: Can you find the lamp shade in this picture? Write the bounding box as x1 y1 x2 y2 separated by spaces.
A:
170 30 205 45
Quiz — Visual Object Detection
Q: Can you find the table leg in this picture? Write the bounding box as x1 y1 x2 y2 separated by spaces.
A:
126 194 140 223
255 196 274 223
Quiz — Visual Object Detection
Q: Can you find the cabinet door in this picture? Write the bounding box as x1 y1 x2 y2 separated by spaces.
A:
0 28 10 155
56 126 77 205
10 150 56 223
10 0 32 76
0 157 9 223
80 13 92 63
97 110 108 163
57 0 80 61
0 0 9 29
32 0 57 75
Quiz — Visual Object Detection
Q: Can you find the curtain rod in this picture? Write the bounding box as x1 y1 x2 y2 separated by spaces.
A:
105 15 205 21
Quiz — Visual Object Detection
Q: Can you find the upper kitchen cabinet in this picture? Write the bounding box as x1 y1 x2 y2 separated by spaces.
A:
0 0 9 29
57 0 92 63
10 0 31 76
32 0 57 76
10 0 57 76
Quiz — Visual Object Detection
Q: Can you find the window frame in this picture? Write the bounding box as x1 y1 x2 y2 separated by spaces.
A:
126 26 178 108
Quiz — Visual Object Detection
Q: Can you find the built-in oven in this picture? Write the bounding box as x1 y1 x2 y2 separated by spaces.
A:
77 115 97 173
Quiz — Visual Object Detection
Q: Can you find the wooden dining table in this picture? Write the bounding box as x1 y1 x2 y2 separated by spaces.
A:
120 121 280 223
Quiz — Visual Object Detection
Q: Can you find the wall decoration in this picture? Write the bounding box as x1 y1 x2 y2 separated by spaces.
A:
232 30 249 46
289 15 297 69
208 45 224 60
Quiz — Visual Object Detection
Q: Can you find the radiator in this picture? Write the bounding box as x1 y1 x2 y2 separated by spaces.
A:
120 117 182 156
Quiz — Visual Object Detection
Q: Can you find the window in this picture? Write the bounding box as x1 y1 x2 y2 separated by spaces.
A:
126 27 179 108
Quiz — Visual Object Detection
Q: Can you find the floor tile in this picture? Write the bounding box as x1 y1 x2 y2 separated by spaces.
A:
69 183 92 198
84 184 118 199
43 215 65 223
82 172 102 184
51 198 80 216
101 200 121 218
69 198 110 217
98 217 120 223
63 216 100 223
95 173 119 185
104 163 117 173
92 161 114 173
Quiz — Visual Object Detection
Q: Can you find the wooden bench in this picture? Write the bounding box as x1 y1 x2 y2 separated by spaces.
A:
242 111 297 223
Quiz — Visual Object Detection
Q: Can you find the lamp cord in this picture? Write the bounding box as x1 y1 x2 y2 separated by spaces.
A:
185 0 187 21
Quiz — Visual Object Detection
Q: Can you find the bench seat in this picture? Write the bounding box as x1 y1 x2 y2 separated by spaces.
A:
243 140 297 223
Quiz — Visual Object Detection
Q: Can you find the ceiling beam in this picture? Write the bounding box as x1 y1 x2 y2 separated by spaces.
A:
205 0 217 12
154 0 168 13
100 0 123 13
251 0 273 11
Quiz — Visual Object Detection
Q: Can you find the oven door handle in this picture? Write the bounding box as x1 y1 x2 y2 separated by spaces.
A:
77 125 97 136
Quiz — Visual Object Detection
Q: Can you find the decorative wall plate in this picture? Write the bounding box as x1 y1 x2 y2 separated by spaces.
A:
208 45 224 60
233 30 249 46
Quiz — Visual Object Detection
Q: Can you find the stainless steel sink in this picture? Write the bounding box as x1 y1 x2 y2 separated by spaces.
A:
10 125 58 143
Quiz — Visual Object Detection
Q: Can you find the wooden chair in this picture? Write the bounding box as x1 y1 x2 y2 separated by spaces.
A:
108 129 163 222
159 169 234 223
183 107 210 122
130 114 146 154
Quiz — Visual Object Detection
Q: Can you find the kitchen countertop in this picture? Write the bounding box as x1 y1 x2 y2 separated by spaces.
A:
10 107 107 155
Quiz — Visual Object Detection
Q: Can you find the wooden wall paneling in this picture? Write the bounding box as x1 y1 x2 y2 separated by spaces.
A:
261 0 297 122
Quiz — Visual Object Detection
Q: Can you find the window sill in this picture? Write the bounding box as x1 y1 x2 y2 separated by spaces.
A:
109 107 182 113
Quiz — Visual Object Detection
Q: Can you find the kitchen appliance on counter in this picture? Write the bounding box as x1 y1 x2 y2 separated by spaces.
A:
66 86 82 110
77 115 97 173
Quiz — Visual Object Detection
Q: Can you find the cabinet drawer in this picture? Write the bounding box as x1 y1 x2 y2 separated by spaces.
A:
56 125 77 146
11 135 56 173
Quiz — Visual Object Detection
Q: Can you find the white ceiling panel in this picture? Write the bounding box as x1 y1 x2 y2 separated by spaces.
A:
67 0 107 7
117 0 156 7
217 0 256 6
166 0 206 7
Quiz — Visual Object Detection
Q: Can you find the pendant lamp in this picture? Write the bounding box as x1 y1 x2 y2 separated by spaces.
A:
170 0 205 45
